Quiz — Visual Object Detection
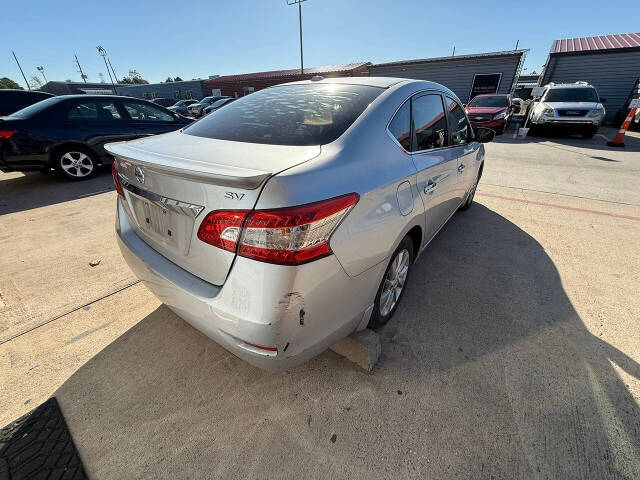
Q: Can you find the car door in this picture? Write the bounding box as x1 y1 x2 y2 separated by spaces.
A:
444 96 479 206
66 99 137 157
409 92 458 240
119 99 181 136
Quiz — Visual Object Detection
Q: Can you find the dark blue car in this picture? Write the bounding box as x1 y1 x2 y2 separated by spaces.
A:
0 95 192 180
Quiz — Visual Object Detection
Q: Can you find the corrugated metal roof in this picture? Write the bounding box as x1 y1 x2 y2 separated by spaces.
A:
551 32 640 53
371 50 528 68
212 62 371 82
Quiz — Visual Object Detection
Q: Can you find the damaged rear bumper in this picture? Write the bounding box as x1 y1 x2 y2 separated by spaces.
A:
116 199 381 370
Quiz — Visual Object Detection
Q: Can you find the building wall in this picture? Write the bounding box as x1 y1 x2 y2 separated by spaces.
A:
115 80 208 100
369 54 524 103
204 65 370 97
540 50 640 121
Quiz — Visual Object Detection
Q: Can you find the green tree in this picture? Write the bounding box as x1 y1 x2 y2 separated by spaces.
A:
173 76 183 82
165 76 173 83
29 75 43 89
0 77 23 89
120 69 149 84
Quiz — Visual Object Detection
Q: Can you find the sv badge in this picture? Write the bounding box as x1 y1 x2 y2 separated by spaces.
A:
224 191 245 200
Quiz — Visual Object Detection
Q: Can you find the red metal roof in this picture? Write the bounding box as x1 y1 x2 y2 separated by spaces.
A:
551 32 640 53
212 62 371 82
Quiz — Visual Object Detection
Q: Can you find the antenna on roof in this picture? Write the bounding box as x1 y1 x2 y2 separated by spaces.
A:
515 39 519 50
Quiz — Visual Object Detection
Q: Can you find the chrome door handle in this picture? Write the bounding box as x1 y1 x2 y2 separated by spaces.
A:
457 164 465 172
424 182 437 193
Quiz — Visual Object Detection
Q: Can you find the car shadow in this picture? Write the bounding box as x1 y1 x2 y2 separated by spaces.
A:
497 122 640 153
0 169 115 216
54 205 640 479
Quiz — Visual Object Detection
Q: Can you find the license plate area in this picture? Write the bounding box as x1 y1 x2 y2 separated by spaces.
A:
129 193 195 255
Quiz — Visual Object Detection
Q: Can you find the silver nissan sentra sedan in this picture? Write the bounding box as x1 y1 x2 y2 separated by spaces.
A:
106 77 494 370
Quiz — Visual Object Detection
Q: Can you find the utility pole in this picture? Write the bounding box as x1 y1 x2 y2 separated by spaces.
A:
75 54 88 82
452 46 456 56
287 0 309 75
515 39 520 50
97 46 117 94
12 51 30 90
36 66 47 83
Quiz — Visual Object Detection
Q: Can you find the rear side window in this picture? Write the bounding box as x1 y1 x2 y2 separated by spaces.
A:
184 84 384 146
68 101 121 121
388 101 411 150
445 97 471 145
411 94 447 151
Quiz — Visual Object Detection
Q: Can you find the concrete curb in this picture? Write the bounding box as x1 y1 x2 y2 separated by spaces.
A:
329 329 381 372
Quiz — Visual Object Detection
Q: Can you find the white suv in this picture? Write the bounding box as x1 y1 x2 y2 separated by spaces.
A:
527 82 605 138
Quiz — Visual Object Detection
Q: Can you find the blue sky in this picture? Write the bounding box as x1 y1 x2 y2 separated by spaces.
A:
1 0 638 86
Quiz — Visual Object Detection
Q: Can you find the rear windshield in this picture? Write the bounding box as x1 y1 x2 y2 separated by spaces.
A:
8 97 60 118
468 96 508 107
544 87 598 103
184 84 384 146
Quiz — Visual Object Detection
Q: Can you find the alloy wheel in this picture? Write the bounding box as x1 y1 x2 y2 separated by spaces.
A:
60 152 94 178
379 248 410 317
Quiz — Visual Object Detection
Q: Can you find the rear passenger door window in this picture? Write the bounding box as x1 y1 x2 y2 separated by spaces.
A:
388 101 411 151
68 101 122 121
445 97 471 145
411 94 448 151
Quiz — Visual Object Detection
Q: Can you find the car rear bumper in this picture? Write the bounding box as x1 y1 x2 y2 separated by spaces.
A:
116 199 381 370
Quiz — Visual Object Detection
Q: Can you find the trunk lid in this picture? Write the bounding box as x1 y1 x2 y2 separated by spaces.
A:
106 130 321 285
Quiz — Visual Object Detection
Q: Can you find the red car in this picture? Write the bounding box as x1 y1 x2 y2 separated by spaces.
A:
465 94 516 134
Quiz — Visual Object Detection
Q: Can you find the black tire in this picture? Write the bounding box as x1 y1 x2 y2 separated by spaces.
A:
368 236 414 329
459 170 480 211
582 126 598 139
55 146 97 181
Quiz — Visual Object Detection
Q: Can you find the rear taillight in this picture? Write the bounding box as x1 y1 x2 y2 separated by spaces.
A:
197 193 359 265
111 162 125 198
0 130 14 139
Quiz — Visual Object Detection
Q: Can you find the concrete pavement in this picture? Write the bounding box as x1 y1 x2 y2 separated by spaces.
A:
1 130 639 478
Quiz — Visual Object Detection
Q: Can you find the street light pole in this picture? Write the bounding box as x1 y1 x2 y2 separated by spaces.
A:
37 66 47 83
287 0 309 75
97 46 118 94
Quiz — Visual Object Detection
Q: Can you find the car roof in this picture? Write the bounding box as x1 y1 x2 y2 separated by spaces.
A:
474 93 509 97
546 83 594 89
280 76 411 88
49 95 154 101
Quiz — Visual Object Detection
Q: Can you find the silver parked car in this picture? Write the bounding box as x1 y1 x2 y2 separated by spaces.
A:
107 77 493 370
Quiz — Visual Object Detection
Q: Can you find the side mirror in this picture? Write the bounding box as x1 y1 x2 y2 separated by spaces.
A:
475 127 495 143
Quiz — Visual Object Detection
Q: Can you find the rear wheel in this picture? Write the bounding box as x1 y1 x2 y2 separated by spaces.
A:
56 147 97 181
368 236 414 329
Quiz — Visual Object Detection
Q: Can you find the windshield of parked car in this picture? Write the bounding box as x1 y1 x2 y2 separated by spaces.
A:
543 87 598 103
184 84 383 146
468 96 509 107
7 97 61 118
199 97 215 104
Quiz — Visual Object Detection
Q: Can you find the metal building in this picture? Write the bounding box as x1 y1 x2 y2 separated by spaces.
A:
115 79 209 101
368 50 528 103
40 81 119 96
204 63 371 97
540 32 640 122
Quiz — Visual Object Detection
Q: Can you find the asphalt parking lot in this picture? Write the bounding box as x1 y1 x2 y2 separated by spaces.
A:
1 126 639 479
